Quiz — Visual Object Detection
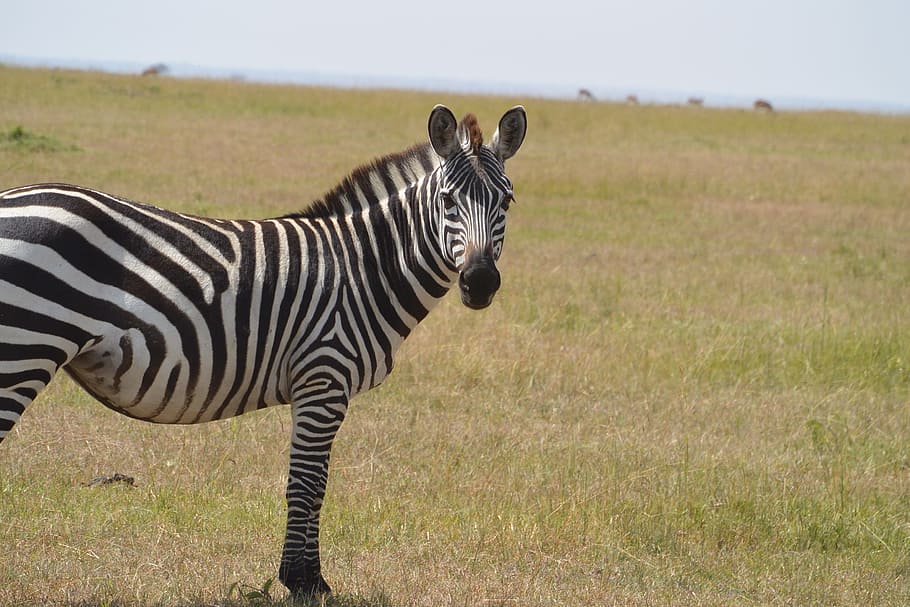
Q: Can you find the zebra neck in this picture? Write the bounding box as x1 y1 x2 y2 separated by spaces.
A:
289 142 440 220
354 178 457 333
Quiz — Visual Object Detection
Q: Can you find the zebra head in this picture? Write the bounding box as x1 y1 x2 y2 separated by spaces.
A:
428 105 527 309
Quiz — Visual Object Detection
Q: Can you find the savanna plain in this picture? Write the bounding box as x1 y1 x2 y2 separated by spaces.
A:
1 65 910 607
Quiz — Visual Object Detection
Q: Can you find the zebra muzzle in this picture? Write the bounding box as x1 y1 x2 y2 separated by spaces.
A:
458 257 501 310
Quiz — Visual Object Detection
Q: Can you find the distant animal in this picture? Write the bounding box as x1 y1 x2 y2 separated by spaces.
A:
578 88 596 101
754 99 774 112
626 94 639 105
0 104 528 596
141 63 168 76
687 97 704 107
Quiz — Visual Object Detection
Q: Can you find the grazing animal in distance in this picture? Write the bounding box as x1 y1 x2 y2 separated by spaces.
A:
754 98 774 112
141 63 168 76
578 88 596 101
0 104 527 596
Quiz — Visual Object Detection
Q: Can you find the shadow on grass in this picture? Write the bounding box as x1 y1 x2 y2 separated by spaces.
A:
244 590 396 607
59 591 396 607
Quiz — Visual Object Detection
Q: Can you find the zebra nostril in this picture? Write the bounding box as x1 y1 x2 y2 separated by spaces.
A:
460 260 500 299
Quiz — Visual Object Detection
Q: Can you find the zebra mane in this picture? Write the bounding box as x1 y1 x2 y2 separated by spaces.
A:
288 141 439 219
459 113 484 155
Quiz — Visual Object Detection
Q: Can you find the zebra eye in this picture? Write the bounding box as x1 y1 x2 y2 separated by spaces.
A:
502 193 515 212
441 192 458 215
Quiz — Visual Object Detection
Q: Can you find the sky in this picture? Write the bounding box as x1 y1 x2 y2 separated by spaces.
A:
2 0 909 111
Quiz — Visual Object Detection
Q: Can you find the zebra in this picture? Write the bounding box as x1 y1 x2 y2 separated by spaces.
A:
0 104 526 595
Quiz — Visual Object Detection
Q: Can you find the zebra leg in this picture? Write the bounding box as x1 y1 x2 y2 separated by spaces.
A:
0 301 103 444
0 354 60 444
278 381 348 595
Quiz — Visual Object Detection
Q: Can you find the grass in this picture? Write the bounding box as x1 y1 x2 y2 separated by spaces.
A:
1 63 910 606
1 124 79 152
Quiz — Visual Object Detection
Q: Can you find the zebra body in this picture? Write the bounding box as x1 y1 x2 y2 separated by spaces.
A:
0 180 419 424
0 105 527 595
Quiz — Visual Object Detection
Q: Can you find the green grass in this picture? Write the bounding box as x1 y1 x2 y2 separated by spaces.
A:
2 63 910 606
1 124 79 152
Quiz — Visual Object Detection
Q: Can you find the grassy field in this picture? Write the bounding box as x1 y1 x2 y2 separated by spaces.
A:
1 64 910 606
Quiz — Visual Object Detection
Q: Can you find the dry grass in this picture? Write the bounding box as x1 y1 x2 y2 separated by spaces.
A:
2 64 910 606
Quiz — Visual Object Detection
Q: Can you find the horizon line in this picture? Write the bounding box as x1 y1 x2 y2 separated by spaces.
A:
2 54 909 116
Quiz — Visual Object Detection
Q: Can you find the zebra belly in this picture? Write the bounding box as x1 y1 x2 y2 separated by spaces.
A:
65 327 163 419
65 322 296 424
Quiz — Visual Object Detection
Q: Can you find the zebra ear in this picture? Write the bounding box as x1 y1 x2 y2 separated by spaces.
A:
490 106 527 162
428 105 459 160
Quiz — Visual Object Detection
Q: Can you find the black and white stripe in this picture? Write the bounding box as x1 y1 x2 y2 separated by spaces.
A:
0 104 526 595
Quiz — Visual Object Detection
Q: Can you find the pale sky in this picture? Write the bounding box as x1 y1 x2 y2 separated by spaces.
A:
2 0 909 110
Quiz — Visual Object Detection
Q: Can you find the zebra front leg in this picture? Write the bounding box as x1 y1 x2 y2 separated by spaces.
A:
278 383 348 596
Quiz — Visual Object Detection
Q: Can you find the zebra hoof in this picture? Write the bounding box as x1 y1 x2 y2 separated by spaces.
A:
283 572 332 597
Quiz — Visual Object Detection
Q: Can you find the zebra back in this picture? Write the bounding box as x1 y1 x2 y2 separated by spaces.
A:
0 141 441 426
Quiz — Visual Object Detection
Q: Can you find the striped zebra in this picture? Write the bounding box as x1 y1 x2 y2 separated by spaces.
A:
0 104 527 595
